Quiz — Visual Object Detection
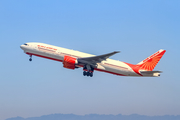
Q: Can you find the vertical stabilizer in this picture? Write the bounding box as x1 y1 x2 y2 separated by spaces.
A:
137 49 166 71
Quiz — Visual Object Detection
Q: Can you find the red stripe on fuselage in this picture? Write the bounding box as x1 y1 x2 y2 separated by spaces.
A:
26 52 63 62
26 52 126 76
94 68 126 76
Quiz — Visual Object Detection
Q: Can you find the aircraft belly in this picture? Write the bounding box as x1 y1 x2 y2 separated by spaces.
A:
25 49 64 61
100 63 140 76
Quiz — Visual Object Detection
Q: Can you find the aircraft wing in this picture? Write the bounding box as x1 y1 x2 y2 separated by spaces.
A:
78 51 120 66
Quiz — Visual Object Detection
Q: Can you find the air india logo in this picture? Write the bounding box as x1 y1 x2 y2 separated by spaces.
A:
140 50 165 71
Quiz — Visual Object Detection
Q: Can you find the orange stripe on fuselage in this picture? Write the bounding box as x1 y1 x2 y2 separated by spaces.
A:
123 62 142 76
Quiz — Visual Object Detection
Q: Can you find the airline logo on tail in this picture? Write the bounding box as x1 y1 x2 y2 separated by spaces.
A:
138 49 166 71
124 49 166 76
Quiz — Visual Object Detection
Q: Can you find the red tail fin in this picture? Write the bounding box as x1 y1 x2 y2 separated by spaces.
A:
137 49 166 71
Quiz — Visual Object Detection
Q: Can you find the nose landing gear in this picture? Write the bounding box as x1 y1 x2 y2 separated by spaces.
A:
29 55 32 61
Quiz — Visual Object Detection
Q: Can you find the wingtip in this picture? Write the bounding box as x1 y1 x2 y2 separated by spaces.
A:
114 51 120 53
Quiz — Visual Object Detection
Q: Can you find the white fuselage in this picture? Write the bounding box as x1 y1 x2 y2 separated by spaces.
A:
20 42 152 77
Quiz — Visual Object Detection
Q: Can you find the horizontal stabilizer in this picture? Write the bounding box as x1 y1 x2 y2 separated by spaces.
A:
140 71 162 74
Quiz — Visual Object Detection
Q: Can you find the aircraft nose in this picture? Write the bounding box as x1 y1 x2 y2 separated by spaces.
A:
20 45 25 49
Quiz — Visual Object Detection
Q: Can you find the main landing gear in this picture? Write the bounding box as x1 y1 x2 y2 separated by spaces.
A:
29 55 32 61
83 71 93 77
83 65 94 77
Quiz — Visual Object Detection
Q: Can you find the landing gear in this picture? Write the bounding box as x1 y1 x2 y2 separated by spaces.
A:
89 72 93 77
83 71 87 76
83 65 94 77
29 55 32 61
83 71 93 77
87 72 90 76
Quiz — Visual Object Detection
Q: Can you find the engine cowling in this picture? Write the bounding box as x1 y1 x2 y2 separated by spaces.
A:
63 55 78 70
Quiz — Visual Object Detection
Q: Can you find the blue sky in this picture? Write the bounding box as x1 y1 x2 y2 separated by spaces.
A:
0 0 180 120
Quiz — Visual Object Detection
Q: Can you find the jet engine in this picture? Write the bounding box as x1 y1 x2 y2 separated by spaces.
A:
63 55 78 70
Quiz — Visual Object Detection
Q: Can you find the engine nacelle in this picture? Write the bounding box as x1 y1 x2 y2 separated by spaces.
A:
63 55 78 70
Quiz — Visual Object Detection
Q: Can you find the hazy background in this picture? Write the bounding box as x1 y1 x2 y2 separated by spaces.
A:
0 0 180 120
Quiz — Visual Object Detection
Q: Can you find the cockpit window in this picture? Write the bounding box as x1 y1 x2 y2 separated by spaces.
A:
24 43 28 46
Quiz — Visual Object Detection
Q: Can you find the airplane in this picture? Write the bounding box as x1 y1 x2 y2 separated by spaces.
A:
20 42 166 77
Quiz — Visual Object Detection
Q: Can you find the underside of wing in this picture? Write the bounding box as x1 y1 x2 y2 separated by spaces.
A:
78 51 120 66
